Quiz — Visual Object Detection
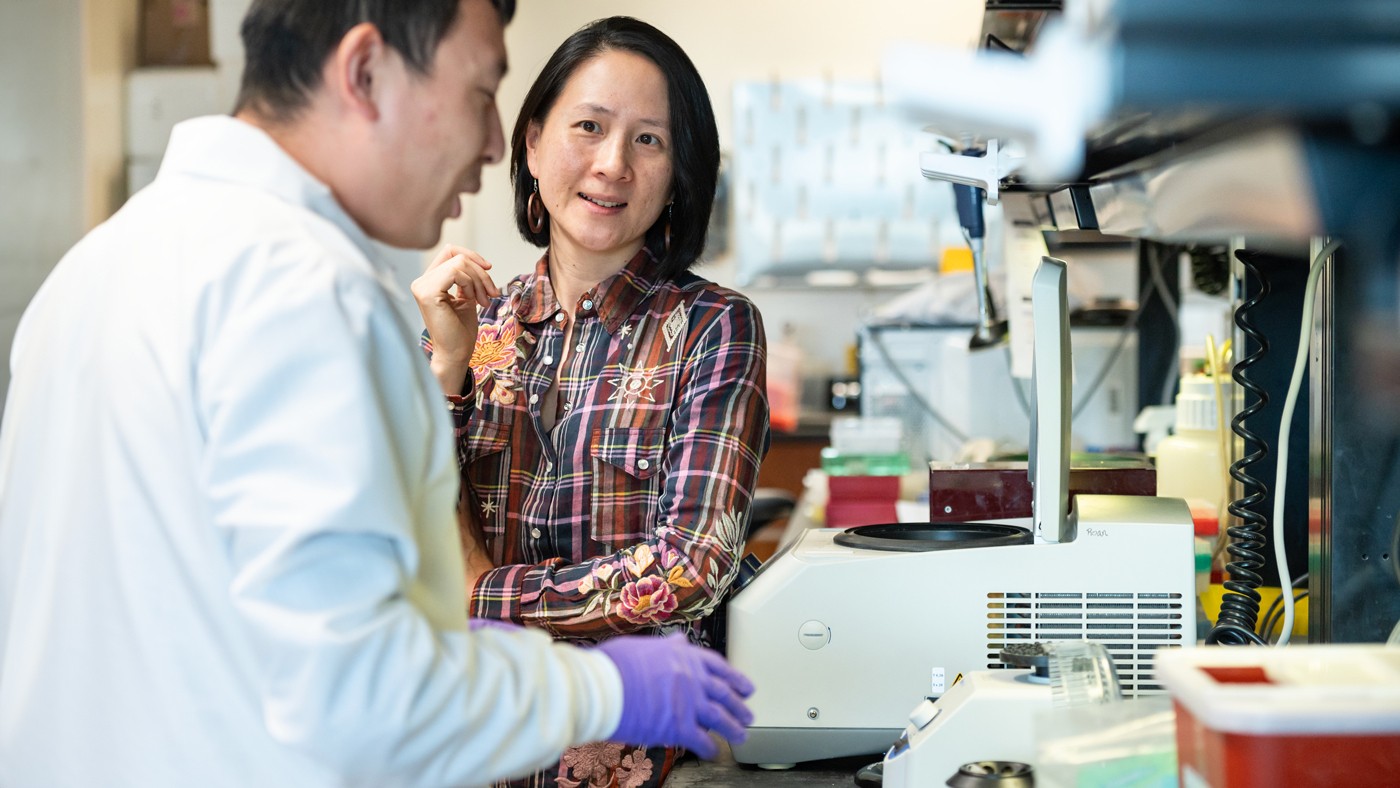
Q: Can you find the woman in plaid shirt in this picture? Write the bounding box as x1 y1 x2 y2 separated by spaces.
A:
415 16 771 788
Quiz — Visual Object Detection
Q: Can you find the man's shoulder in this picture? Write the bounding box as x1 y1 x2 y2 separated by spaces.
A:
127 176 366 271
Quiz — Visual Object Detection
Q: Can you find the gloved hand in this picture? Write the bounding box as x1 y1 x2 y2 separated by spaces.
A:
596 632 755 759
468 617 523 633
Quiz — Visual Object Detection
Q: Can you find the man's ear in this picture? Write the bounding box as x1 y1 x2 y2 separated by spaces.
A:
327 22 386 121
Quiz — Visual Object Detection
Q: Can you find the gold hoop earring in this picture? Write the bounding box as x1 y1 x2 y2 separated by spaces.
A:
527 178 547 234
663 203 673 254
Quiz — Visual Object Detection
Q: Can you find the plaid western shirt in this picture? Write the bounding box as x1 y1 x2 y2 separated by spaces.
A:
430 249 770 642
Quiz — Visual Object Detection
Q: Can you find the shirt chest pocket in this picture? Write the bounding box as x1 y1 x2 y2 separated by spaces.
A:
589 427 665 547
462 419 511 540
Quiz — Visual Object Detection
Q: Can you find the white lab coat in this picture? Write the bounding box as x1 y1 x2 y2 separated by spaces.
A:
0 116 621 787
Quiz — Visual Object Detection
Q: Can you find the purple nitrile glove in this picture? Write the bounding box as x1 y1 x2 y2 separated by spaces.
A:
468 617 523 633
595 632 755 760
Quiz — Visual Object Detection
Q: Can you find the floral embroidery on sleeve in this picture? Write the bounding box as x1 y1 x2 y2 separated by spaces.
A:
617 748 655 788
557 742 622 788
575 539 722 626
556 742 656 788
618 576 678 625
469 316 534 405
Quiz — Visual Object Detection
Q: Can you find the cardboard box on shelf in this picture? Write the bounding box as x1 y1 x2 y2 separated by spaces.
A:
141 0 212 67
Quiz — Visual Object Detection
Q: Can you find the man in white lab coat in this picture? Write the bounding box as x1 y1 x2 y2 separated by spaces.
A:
0 1 752 785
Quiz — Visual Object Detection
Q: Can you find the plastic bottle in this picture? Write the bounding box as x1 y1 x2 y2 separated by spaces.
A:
1155 375 1229 508
1156 375 1232 641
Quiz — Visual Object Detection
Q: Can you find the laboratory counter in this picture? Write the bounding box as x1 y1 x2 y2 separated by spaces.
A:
668 742 879 787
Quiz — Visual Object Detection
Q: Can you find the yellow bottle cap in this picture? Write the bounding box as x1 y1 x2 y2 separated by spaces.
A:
940 247 974 274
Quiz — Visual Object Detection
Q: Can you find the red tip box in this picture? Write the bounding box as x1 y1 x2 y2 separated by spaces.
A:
1156 645 1400 788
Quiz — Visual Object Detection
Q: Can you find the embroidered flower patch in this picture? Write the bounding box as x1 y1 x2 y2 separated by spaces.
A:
617 575 679 625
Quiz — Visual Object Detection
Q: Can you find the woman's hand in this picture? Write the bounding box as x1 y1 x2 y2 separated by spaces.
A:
411 245 500 396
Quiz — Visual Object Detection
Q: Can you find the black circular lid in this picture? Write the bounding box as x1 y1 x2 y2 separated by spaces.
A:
946 761 1035 788
999 643 1050 669
999 642 1051 679
832 522 1032 553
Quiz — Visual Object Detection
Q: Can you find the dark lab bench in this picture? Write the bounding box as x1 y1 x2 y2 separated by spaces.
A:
668 742 877 787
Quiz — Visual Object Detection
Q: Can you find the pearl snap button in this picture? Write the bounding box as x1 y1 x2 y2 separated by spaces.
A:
637 459 650 470
530 528 542 539
582 299 595 311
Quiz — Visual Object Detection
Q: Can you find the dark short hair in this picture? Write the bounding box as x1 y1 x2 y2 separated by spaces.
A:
234 0 515 123
510 17 720 280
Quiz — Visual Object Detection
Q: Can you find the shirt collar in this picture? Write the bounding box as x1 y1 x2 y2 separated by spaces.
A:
514 248 661 334
156 115 383 267
515 255 560 325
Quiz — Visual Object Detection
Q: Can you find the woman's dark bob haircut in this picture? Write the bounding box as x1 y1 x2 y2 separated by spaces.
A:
509 16 719 280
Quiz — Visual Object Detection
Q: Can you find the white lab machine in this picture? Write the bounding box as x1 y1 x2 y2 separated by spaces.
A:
881 640 1125 786
725 258 1195 767
860 323 1137 465
883 670 1048 784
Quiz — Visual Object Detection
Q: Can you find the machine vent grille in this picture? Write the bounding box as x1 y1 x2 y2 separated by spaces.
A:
983 591 1186 695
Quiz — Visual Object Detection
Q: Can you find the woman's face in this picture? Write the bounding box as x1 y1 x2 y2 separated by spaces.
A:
526 49 673 267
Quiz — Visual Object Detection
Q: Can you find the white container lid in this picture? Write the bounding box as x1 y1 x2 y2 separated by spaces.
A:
1174 374 1234 432
829 416 903 454
1156 645 1400 736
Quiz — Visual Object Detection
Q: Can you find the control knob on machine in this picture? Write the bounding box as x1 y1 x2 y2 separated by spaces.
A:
907 698 940 730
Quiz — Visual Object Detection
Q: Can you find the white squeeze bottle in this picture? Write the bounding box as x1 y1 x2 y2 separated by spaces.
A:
1155 374 1230 508
1156 373 1231 627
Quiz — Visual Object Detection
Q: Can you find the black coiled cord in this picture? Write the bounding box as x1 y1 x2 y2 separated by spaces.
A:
1206 251 1270 646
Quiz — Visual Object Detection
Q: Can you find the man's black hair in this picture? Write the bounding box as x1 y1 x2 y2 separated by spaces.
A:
234 0 515 123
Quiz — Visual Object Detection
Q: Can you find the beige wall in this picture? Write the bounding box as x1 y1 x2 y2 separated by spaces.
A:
0 0 139 416
82 0 141 229
454 0 984 287
1 0 85 414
